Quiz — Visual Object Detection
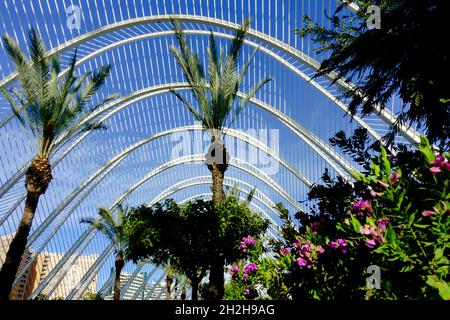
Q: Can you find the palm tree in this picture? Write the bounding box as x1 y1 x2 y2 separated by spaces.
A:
164 263 175 300
81 205 128 300
0 28 115 300
169 18 271 300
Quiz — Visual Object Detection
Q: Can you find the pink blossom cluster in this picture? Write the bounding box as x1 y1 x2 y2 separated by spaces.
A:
292 238 324 269
351 199 372 216
429 155 450 175
239 235 256 251
240 262 258 282
328 238 348 254
359 218 389 249
230 264 240 279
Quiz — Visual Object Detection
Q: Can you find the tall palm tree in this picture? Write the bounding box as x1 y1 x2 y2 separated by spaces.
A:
0 28 115 300
169 18 271 300
81 205 128 300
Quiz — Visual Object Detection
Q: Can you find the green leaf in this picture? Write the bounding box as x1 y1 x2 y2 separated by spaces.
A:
350 215 362 233
418 136 435 163
434 248 444 260
408 212 416 226
371 162 380 177
386 224 398 247
426 276 450 300
380 147 391 175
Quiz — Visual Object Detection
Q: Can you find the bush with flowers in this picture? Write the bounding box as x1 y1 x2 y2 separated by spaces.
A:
335 135 450 299
225 134 449 300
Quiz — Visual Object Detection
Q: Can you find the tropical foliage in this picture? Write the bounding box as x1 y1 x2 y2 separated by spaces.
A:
124 188 269 300
297 0 450 149
225 134 450 300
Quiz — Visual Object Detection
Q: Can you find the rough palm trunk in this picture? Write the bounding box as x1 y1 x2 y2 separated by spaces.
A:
114 253 124 300
165 274 173 300
205 141 228 300
0 156 51 300
181 284 186 300
191 278 199 301
173 278 179 300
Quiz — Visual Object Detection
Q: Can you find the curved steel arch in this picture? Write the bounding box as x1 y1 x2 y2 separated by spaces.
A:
0 29 381 146
42 151 297 300
0 81 353 204
0 14 420 143
148 175 282 230
11 125 302 290
67 178 280 300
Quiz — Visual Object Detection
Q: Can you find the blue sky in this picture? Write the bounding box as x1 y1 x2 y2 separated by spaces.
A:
0 0 406 294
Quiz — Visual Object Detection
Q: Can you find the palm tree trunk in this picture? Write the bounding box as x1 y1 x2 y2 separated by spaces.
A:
173 278 179 300
114 254 124 300
165 274 173 300
208 256 225 300
191 278 199 301
210 163 225 204
181 284 186 300
208 162 226 301
0 190 40 300
0 156 51 301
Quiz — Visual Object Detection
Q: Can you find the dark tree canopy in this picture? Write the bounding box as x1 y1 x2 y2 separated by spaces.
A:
298 0 450 149
123 190 269 296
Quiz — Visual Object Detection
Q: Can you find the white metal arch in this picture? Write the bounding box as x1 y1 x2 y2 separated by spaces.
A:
11 126 304 290
0 14 420 144
68 178 281 301
0 81 354 204
147 175 282 231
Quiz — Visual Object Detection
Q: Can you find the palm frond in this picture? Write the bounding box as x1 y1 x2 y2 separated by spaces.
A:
28 27 50 107
227 77 272 131
2 34 36 104
170 17 269 137
228 17 251 65
0 87 26 128
2 29 115 158
169 89 204 122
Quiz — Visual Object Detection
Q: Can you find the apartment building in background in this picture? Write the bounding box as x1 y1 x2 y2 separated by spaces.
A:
0 234 98 299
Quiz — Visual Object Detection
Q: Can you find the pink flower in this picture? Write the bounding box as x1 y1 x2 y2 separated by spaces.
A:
315 245 325 254
366 238 378 249
359 225 372 236
430 166 442 175
230 264 240 278
296 258 308 267
341 248 348 254
293 239 302 248
243 236 256 246
243 263 258 274
243 286 257 298
429 154 450 174
329 241 339 249
377 219 389 232
431 155 445 166
378 180 389 188
300 243 311 254
280 247 291 255
422 210 437 217
337 239 348 247
352 199 370 211
370 189 383 198
389 172 400 185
